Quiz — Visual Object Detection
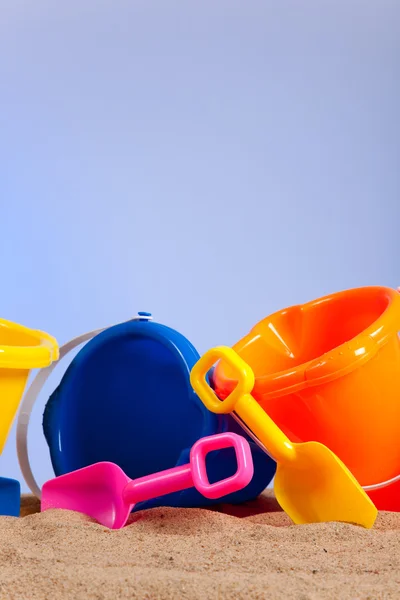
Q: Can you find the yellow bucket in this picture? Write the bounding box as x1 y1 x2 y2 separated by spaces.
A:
0 318 58 454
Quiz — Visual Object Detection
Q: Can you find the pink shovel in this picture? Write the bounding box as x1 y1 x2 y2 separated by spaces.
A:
41 432 254 529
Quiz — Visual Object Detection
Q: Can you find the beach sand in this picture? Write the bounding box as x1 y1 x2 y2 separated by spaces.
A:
0 492 398 599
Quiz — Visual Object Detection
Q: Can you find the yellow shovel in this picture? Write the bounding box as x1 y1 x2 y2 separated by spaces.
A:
190 346 377 528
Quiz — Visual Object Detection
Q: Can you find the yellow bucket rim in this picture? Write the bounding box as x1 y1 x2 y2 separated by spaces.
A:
0 318 59 369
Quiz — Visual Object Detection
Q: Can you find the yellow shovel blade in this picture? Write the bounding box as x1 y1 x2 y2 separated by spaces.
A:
274 441 377 528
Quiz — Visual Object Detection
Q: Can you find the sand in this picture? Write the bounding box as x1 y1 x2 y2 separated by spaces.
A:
0 493 397 600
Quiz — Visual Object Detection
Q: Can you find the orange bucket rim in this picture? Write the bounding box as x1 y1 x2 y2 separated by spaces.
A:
214 285 400 399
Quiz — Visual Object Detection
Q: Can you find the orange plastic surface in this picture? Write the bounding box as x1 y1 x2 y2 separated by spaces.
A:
367 479 400 512
212 286 400 489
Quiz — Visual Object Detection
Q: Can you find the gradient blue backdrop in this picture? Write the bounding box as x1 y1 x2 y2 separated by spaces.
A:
1 1 399 493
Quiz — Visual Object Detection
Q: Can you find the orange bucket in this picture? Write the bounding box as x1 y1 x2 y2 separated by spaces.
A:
212 286 400 510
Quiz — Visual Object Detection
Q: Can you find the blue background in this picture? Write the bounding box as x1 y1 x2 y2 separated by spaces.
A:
1 1 399 492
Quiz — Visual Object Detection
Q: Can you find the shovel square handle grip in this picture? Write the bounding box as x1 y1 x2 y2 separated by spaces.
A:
190 432 254 500
190 346 255 414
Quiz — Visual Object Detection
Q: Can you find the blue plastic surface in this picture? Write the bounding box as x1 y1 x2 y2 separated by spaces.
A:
43 319 276 510
0 477 20 517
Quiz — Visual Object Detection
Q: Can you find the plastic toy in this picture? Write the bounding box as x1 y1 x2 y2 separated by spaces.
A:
0 477 21 517
0 317 58 517
0 317 58 454
364 476 400 511
211 286 400 511
41 432 254 529
191 346 378 528
17 314 275 509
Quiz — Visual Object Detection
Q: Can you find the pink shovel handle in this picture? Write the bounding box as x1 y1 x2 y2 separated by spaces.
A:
190 431 254 500
123 432 254 505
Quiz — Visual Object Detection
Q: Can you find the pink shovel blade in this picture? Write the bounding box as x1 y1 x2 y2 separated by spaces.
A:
41 462 132 529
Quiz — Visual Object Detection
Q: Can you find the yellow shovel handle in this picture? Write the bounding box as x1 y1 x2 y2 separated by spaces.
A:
190 346 296 464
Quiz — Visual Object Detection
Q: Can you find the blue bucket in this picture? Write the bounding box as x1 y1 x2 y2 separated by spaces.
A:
21 314 276 509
